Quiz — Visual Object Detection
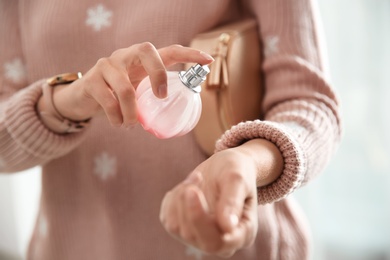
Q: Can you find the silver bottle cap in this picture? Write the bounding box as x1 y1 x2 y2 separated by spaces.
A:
179 64 210 93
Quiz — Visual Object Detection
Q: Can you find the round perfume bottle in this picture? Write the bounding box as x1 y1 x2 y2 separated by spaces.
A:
136 64 210 139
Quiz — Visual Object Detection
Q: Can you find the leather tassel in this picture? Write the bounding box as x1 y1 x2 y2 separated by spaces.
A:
208 54 222 89
221 57 229 88
207 33 231 89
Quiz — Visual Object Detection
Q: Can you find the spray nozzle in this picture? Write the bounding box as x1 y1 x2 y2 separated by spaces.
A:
179 64 210 93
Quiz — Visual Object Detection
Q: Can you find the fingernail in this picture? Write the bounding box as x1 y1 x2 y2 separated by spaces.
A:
224 209 239 227
222 232 234 241
158 84 167 98
229 214 239 227
200 51 214 62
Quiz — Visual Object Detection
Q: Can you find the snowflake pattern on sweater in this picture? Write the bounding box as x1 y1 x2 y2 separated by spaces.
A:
86 4 113 31
94 152 117 180
3 58 26 84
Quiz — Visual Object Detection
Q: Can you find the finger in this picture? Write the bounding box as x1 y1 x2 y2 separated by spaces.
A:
222 209 258 251
163 173 203 245
158 45 214 67
84 74 123 127
100 62 138 127
178 184 215 245
177 187 198 244
184 187 224 254
161 184 204 244
182 170 203 185
135 42 168 98
216 173 249 233
160 191 181 237
220 197 258 252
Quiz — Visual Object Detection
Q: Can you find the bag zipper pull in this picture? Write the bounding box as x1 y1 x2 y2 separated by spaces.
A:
208 33 230 89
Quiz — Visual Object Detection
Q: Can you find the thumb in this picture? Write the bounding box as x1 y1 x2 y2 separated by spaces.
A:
216 174 248 233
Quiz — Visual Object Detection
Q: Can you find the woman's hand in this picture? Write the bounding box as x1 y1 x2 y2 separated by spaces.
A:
160 144 260 258
43 43 214 128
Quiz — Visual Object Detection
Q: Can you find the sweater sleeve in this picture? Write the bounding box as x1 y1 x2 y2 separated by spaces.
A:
0 1 88 173
215 0 342 204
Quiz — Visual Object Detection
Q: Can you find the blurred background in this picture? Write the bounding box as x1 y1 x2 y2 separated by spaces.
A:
1 0 389 259
294 0 390 259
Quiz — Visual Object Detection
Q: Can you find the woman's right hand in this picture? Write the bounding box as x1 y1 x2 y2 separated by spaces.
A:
43 43 214 128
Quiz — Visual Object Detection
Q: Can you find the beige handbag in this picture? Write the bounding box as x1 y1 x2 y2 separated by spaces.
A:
186 19 264 155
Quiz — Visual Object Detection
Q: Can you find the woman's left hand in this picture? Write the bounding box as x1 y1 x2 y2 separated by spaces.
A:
160 146 259 257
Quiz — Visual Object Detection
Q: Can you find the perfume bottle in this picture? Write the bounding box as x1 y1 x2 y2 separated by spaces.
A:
136 64 210 139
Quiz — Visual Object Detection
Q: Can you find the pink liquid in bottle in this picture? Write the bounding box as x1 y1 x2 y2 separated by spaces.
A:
136 64 210 139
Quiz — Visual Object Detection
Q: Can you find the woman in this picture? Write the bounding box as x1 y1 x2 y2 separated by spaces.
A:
0 0 341 259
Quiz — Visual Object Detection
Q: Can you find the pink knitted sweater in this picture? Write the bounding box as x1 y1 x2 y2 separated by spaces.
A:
0 0 341 259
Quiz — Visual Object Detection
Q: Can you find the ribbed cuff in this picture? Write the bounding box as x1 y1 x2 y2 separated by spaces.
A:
4 79 88 160
215 120 305 204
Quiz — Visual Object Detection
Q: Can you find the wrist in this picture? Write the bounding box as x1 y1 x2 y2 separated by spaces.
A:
36 73 91 134
234 139 284 187
52 82 97 121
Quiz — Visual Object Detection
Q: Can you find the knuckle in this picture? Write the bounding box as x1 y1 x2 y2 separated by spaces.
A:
226 171 245 185
111 48 125 57
226 172 244 184
154 68 167 77
165 44 182 59
104 99 119 112
138 42 156 53
165 222 180 235
115 85 135 99
168 44 183 51
150 68 167 84
95 57 110 69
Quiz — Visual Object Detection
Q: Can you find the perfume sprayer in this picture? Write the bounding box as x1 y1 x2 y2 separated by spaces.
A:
136 64 210 139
